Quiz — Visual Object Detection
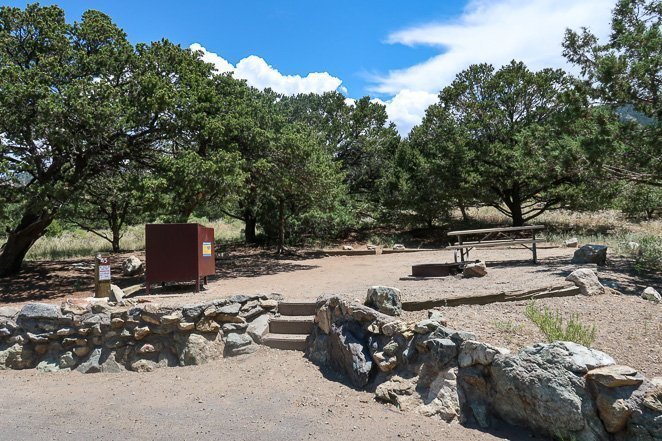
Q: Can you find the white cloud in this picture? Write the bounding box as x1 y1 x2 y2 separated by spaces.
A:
190 43 343 96
375 90 439 135
372 0 614 95
365 0 614 134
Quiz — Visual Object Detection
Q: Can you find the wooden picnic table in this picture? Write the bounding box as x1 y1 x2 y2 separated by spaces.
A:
447 225 545 263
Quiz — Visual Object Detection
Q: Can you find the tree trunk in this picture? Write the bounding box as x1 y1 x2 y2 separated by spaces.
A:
277 199 285 255
459 204 470 222
510 205 524 227
244 214 257 244
0 211 54 277
110 224 121 253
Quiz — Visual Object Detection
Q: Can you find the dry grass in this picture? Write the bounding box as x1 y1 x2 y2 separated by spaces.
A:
21 219 243 261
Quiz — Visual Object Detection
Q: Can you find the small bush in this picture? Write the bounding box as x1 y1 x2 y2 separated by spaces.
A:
525 301 597 347
634 234 662 274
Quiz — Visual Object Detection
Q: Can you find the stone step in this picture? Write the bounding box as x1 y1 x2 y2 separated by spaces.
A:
269 316 314 335
278 301 316 316
262 334 308 351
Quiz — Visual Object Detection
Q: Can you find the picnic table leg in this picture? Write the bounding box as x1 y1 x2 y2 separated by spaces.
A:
532 232 538 263
458 235 466 262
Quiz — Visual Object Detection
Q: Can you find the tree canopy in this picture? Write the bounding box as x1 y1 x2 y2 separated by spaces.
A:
404 61 609 226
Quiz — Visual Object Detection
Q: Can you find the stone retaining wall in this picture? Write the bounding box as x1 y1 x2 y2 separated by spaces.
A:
0 294 278 373
306 295 662 441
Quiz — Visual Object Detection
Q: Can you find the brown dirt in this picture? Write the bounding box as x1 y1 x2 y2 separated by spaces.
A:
2 245 658 307
403 292 662 378
0 244 659 439
0 347 541 441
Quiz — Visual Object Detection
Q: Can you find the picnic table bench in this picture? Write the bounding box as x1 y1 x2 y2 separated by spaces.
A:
447 225 545 263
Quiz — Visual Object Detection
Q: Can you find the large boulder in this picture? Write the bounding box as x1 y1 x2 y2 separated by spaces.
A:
16 303 64 332
121 256 143 276
365 286 402 316
329 323 373 387
566 268 605 296
174 332 224 366
488 342 615 441
572 244 608 266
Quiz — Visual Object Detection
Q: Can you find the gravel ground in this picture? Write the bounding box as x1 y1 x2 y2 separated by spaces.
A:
150 247 580 306
0 347 541 441
403 292 662 378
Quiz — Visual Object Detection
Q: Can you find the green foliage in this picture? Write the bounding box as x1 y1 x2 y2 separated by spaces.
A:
634 234 662 274
407 61 611 226
563 0 661 184
0 3 219 274
525 301 597 347
616 183 662 220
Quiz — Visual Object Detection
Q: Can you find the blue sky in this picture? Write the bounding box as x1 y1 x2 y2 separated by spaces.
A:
6 0 616 133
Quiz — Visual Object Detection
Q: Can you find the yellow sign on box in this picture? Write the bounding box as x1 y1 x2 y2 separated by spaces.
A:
202 242 212 257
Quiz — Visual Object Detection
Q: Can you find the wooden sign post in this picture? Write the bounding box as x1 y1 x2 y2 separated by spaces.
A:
94 254 111 298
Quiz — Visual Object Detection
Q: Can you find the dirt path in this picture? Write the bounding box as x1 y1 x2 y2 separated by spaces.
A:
0 347 539 441
147 247 580 306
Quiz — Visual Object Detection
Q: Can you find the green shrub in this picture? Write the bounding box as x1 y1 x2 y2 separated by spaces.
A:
634 234 662 274
525 301 597 347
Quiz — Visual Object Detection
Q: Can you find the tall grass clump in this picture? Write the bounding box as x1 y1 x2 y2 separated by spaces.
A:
525 301 597 347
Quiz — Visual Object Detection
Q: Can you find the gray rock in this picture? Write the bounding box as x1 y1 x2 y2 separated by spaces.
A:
174 332 224 366
426 338 458 367
17 303 63 332
0 307 19 319
77 348 126 373
458 340 510 367
217 302 241 315
392 244 406 250
329 323 373 388
427 310 447 325
59 351 76 369
524 341 615 375
642 287 661 303
228 295 252 304
221 322 248 333
414 319 441 334
247 314 270 344
566 268 605 296
572 244 608 266
463 261 487 278
121 255 143 276
224 332 256 356
17 303 61 321
110 284 124 303
182 303 207 322
365 286 402 316
239 305 264 321
37 358 60 373
195 317 220 333
490 342 610 441
0 343 34 369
